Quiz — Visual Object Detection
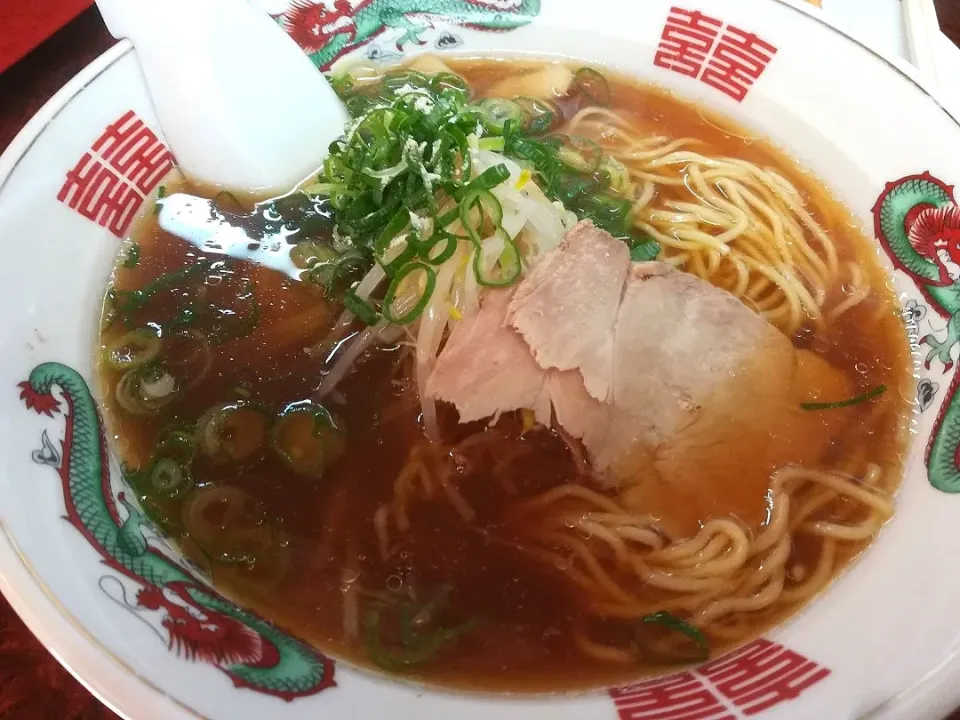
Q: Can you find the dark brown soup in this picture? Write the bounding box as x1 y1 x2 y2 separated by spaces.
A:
97 57 913 692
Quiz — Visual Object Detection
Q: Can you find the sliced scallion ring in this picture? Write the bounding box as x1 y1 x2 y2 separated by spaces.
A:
477 98 525 133
515 96 557 134
115 364 179 416
271 401 346 477
472 228 522 288
196 402 272 464
104 329 161 371
572 67 612 106
374 209 416 272
382 262 437 324
435 164 512 228
459 189 504 245
156 428 198 463
149 457 192 498
321 250 368 292
421 232 459 266
290 241 338 270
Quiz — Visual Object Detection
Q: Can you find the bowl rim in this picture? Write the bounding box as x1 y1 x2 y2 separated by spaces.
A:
1 2 960 718
0 39 198 720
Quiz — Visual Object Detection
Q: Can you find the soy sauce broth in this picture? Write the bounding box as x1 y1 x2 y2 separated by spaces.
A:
96 58 913 692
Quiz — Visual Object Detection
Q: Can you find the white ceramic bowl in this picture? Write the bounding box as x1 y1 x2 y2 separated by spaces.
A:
2 1 960 717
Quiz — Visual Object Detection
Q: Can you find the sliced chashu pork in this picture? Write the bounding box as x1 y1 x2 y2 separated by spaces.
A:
424 288 552 425
427 221 853 535
506 220 629 401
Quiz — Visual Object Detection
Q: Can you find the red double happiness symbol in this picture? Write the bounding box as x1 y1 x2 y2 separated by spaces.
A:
654 7 778 102
610 639 831 719
57 110 175 237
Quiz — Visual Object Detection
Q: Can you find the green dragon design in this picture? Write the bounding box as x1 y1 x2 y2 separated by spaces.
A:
273 0 541 69
874 172 960 493
19 362 335 700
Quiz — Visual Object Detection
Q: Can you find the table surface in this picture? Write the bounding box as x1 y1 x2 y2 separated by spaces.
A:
0 3 959 719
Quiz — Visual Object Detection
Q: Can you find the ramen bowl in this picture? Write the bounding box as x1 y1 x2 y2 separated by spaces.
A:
0 0 958 717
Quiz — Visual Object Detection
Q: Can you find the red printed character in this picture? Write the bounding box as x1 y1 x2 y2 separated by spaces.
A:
58 110 174 236
93 110 174 194
57 153 143 237
609 672 734 720
698 639 830 715
654 7 724 78
700 25 777 102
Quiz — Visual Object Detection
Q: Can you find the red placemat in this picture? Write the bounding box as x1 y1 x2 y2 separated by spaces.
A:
0 3 959 719
0 0 93 74
0 595 114 718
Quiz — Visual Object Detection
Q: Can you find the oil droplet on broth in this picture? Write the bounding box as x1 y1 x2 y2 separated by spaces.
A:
386 574 403 592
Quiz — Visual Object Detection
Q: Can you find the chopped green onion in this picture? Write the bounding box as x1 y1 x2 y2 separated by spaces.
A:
421 232 459 266
149 457 191 498
154 185 167 214
362 587 480 672
800 384 887 411
329 71 356 97
382 262 436 324
373 209 415 271
471 163 512 190
382 69 431 93
430 72 469 98
459 188 504 244
478 136 505 152
435 164 513 228
338 187 403 237
560 135 603 172
573 67 612 106
313 67 546 301
630 238 661 262
157 428 199 462
196 402 271 464
122 244 141 269
345 94 376 118
309 249 368 293
109 260 214 323
344 289 380 326
207 279 260 344
515 97 556 134
134 427 198 499
477 98 525 134
290 241 338 270
104 329 161 371
600 155 632 194
472 229 522 287
638 611 708 663
115 364 179 416
271 401 345 477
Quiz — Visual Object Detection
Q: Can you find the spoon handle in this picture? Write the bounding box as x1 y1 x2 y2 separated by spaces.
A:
97 0 350 195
